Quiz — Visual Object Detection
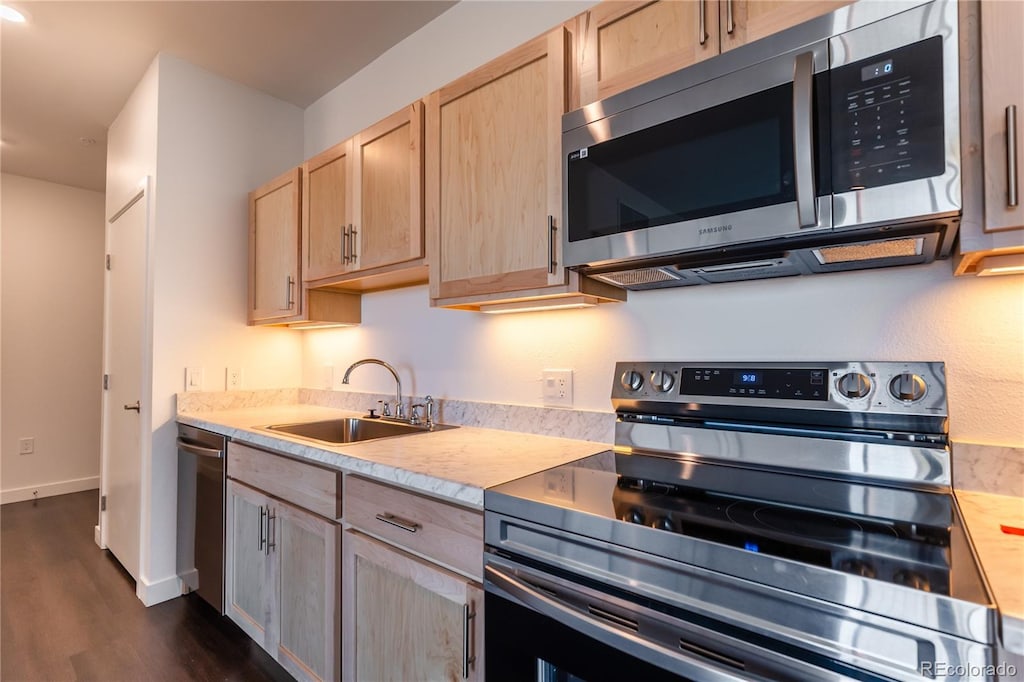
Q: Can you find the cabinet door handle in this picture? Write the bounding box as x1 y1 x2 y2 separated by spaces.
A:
726 0 735 34
462 602 477 679
258 505 267 552
341 225 349 264
1008 105 1019 208
265 507 276 555
350 225 358 265
698 0 708 46
286 276 295 309
374 512 420 533
123 401 140 412
547 215 557 275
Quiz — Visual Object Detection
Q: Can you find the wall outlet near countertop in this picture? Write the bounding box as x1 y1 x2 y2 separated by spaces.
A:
542 369 573 408
18 437 34 455
185 367 204 392
226 367 243 390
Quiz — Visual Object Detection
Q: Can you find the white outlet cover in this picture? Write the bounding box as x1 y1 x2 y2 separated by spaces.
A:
185 367 204 392
542 369 573 408
226 367 243 390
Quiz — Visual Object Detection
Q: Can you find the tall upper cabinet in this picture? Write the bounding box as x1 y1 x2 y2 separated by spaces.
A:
955 0 1024 276
304 103 427 293
426 28 625 310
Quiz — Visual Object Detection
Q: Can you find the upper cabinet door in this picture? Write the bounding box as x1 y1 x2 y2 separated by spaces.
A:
250 168 302 323
576 1 719 106
351 102 425 272
303 140 353 282
980 0 1024 233
720 1 853 52
428 29 569 301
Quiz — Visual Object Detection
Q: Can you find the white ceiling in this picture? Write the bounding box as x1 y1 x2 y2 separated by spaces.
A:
0 1 456 192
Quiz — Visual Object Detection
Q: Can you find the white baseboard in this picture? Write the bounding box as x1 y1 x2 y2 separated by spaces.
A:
94 524 106 549
179 568 199 594
136 573 183 607
1 476 100 505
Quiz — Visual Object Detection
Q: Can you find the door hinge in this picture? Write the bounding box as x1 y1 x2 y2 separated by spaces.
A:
103 374 109 390
105 254 111 270
100 495 107 511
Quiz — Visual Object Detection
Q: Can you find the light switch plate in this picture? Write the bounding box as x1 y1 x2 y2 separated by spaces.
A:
226 367 243 390
542 369 573 408
185 367 204 392
18 437 34 455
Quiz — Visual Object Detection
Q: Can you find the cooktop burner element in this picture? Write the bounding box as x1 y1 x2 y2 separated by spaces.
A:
485 360 1000 681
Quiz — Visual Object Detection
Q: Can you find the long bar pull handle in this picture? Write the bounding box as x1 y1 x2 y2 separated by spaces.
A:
123 401 140 412
547 215 557 275
462 603 476 679
792 52 817 228
350 225 358 265
726 0 735 34
341 225 349 264
1008 105 1019 207
286 276 295 309
698 0 708 46
265 507 276 555
374 512 420 533
258 505 267 553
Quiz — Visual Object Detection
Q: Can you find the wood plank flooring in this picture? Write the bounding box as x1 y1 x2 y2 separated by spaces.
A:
1 490 292 681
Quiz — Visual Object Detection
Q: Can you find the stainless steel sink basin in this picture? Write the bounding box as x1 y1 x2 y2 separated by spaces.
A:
262 417 456 445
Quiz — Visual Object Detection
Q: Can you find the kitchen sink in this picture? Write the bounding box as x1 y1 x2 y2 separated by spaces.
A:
262 417 456 445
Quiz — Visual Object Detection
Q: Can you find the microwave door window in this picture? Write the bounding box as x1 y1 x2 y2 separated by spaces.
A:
568 84 797 243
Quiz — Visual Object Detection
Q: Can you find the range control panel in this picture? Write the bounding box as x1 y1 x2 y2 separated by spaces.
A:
831 36 945 192
611 361 948 418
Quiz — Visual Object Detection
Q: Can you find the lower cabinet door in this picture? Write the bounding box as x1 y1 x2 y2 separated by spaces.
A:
342 529 484 682
276 502 341 682
225 480 275 647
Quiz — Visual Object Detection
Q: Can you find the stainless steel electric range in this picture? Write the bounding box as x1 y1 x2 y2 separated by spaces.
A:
484 362 1001 681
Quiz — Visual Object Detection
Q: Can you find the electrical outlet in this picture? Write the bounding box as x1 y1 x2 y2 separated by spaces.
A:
323 365 334 390
542 369 573 408
18 437 34 455
185 367 204 392
226 367 243 390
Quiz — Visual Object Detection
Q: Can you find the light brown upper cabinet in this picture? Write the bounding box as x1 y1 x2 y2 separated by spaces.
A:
427 28 625 309
574 1 719 106
719 1 854 53
303 103 427 293
573 0 853 109
955 0 1024 275
249 167 360 327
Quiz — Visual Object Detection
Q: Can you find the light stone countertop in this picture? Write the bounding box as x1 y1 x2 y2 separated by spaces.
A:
957 490 1024 656
177 404 609 509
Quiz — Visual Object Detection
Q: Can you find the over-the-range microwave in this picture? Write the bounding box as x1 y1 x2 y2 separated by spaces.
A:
562 0 961 289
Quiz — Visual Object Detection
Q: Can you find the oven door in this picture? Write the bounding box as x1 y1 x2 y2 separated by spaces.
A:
484 554 873 682
562 43 832 271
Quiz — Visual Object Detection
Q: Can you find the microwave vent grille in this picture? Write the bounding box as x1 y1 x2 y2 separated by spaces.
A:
592 267 687 289
813 238 923 265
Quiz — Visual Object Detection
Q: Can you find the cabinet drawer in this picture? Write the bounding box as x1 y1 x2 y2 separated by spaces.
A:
228 441 342 520
344 476 483 580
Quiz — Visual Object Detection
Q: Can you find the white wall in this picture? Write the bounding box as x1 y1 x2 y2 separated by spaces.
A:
105 52 305 603
1 174 106 503
302 1 1024 448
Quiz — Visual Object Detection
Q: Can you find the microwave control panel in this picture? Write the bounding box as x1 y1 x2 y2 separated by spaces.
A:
830 36 945 192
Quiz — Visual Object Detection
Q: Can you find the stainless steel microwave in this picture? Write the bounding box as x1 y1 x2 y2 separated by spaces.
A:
562 0 961 289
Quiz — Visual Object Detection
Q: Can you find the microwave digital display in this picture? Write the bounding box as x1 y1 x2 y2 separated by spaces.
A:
861 59 894 82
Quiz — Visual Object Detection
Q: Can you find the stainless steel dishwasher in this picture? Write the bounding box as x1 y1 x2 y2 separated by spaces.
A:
176 423 226 613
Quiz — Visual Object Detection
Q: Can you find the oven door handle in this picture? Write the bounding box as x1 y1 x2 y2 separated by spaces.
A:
484 564 750 682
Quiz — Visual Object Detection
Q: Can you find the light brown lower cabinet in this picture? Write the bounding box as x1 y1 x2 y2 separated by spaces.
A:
225 479 341 682
342 529 484 681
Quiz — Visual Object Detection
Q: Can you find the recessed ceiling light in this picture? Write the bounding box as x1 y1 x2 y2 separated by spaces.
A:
0 5 27 22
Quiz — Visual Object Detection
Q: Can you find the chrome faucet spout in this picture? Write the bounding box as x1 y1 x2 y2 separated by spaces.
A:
341 359 403 418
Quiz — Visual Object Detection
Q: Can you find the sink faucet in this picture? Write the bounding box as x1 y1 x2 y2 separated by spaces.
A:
341 359 404 420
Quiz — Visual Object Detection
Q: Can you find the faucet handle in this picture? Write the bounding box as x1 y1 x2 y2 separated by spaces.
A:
378 400 392 418
409 403 423 425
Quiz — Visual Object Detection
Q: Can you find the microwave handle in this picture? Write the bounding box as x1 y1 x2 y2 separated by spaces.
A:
792 52 817 228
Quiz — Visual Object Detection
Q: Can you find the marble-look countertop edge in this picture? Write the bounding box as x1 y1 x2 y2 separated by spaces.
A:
177 406 609 509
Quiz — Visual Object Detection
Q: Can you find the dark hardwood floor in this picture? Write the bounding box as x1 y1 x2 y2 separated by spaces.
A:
1 490 292 681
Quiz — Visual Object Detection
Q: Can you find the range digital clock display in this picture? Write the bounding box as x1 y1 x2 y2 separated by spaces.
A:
735 372 762 386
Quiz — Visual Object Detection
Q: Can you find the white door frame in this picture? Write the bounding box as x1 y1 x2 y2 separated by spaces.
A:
99 177 156 590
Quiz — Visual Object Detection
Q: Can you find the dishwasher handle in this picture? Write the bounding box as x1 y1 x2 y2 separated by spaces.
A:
176 438 224 459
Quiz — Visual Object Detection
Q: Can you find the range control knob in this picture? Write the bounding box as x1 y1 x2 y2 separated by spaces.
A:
838 558 876 578
837 372 872 399
894 570 931 592
650 370 675 393
651 516 674 532
889 373 926 402
622 508 645 525
620 370 644 392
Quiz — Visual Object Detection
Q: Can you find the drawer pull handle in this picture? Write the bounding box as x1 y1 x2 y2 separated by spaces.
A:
1008 105 1019 208
462 603 477 679
375 512 420 533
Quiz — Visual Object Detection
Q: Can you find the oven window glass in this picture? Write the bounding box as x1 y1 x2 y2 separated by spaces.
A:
567 84 796 242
